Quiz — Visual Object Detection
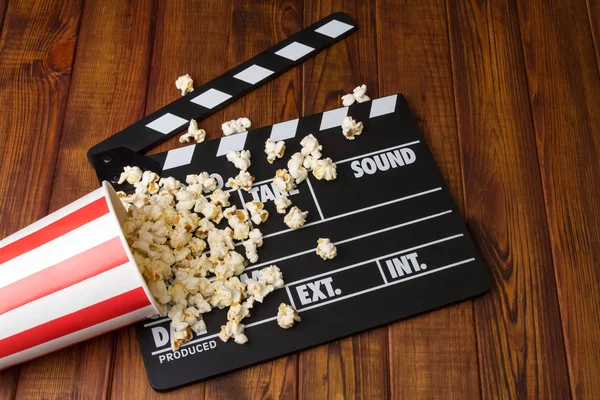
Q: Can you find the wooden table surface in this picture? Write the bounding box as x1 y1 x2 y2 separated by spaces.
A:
1 0 599 398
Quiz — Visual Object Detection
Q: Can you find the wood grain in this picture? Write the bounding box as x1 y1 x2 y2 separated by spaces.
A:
9 1 154 399
203 1 301 397
448 0 573 398
299 2 389 399
1 0 599 397
587 0 600 68
0 0 82 398
516 0 600 397
375 1 481 398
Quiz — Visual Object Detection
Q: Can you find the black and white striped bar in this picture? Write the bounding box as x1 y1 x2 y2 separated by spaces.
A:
135 93 491 391
88 12 356 161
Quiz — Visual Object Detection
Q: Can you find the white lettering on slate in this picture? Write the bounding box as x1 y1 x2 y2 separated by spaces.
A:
158 340 217 363
296 277 342 306
249 183 299 203
351 148 416 178
385 252 426 279
151 326 170 348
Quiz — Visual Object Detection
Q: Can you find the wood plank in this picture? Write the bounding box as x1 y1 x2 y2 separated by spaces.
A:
108 0 234 397
10 1 152 399
299 2 389 399
516 0 600 397
0 0 16 397
375 1 481 398
448 0 572 398
0 0 82 397
587 0 600 68
203 1 301 397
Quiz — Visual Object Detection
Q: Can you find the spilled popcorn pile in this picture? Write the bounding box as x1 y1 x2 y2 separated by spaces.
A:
118 83 368 351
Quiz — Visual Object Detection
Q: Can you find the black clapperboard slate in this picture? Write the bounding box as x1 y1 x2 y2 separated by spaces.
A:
134 94 491 391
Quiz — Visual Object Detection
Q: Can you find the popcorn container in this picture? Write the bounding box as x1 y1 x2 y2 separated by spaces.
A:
0 182 165 370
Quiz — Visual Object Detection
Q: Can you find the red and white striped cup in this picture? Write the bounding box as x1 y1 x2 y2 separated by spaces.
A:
0 182 166 370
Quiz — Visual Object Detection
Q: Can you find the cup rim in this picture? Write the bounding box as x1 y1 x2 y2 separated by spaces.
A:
101 181 167 317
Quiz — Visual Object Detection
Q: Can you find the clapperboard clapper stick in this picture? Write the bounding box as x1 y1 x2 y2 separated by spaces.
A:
86 13 491 393
89 13 358 186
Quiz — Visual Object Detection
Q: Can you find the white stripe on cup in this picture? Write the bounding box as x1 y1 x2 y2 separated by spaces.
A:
0 214 119 290
0 262 139 340
0 188 105 248
0 305 155 370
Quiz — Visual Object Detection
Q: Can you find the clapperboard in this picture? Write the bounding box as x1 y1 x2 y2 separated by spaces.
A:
133 95 491 390
87 12 490 391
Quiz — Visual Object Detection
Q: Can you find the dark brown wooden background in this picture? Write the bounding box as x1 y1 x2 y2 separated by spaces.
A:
0 0 599 398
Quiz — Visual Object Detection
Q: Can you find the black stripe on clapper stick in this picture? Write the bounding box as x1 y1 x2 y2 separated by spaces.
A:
89 13 357 185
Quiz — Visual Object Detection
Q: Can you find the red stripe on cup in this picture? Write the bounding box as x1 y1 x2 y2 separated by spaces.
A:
0 197 109 265
0 287 150 359
0 237 128 315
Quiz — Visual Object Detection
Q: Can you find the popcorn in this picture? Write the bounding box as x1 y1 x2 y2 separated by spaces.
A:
219 320 248 344
274 195 292 214
194 196 223 223
142 259 172 281
223 251 247 275
169 226 192 249
243 228 263 263
287 152 308 184
147 279 171 305
120 167 293 349
172 327 193 351
342 84 370 105
187 293 212 313
210 281 235 308
226 150 251 171
227 297 254 322
243 239 259 263
207 228 235 262
135 170 160 194
246 200 269 225
210 189 230 207
341 116 363 140
222 117 251 136
316 238 337 260
188 254 213 277
313 157 337 181
118 166 143 185
245 279 274 303
179 119 206 143
159 177 181 194
300 134 322 157
277 303 301 329
284 206 308 229
175 74 194 95
195 218 215 239
175 189 197 212
265 139 286 163
168 282 189 306
186 172 217 193
226 170 255 191
187 237 207 256
341 93 356 106
303 153 321 170
352 84 370 103
259 265 284 289
224 206 251 240
273 169 295 193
